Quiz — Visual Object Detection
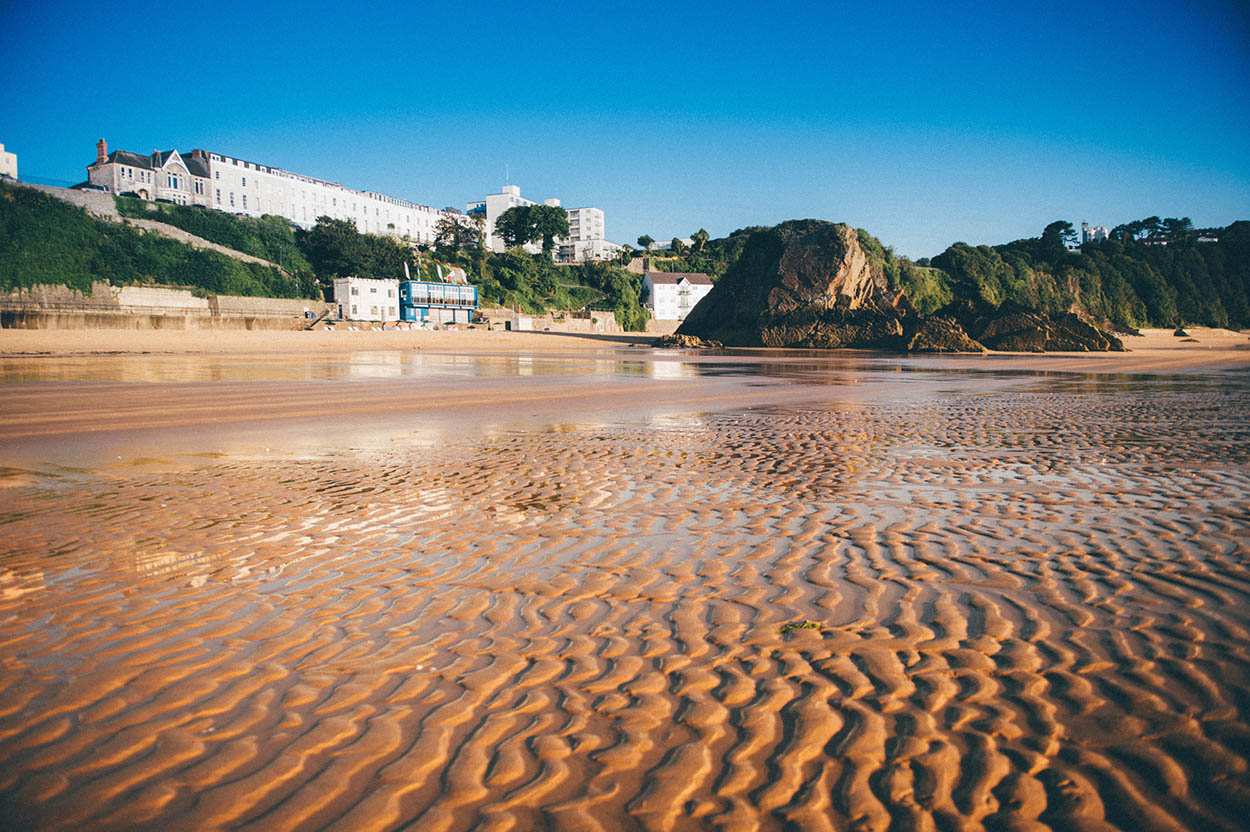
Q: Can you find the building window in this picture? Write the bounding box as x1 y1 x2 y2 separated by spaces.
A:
242 195 247 209
370 287 377 294
215 171 219 179
351 287 358 295
351 305 357 315
230 192 235 207
216 189 221 204
242 177 246 187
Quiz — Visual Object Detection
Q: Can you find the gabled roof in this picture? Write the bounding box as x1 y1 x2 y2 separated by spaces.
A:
101 149 154 170
646 271 712 285
184 155 211 178
153 150 188 171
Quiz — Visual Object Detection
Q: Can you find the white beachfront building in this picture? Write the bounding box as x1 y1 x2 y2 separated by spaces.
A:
333 277 400 322
0 143 18 180
466 184 621 261
86 139 451 243
642 270 713 320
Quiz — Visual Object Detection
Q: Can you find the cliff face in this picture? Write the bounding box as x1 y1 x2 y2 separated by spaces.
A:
676 219 1125 353
676 220 915 349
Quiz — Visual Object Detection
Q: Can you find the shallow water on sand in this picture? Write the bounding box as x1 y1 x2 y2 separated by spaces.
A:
1 352 1248 831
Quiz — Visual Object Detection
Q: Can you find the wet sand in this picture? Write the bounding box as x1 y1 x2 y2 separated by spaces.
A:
1 330 1248 830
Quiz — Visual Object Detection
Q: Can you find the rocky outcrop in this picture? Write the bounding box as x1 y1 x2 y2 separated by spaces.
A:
653 333 723 349
674 219 1126 354
676 220 919 349
941 300 1126 352
906 316 987 353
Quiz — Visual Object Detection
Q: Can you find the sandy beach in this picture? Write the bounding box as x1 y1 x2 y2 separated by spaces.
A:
1 326 1248 831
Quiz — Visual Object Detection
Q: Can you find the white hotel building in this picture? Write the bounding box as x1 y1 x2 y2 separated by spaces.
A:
466 184 621 262
86 139 449 243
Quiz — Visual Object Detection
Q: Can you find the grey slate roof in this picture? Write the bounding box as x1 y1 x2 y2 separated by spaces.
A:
97 148 208 178
646 272 712 285
184 155 210 178
103 150 155 170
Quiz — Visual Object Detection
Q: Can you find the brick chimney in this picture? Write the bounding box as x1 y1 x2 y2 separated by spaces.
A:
95 138 107 165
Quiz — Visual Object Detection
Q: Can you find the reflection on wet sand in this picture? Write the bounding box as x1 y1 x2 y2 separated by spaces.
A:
0 354 1248 831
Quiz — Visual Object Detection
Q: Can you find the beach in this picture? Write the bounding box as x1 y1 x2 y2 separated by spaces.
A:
1 327 1248 831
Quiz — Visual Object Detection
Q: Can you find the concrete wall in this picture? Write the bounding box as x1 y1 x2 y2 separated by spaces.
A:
0 280 332 330
478 307 625 334
14 182 117 216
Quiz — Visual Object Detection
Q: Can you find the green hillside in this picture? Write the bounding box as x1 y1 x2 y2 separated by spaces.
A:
0 182 315 299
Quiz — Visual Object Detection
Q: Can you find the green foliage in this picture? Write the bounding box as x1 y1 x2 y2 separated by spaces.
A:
780 619 825 633
637 234 654 250
115 196 312 277
927 218 1249 327
0 182 310 298
461 248 648 327
493 204 570 256
295 215 414 295
434 211 484 257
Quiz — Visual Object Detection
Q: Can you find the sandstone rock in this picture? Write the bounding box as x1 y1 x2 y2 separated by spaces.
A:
940 300 1125 352
677 220 911 348
906 316 987 353
653 333 723 349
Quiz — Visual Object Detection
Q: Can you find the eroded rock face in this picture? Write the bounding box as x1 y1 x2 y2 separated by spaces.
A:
906 316 987 353
652 333 723 349
942 300 1126 352
677 220 910 348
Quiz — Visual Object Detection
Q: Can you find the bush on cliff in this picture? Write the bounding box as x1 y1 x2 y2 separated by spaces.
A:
0 182 313 298
115 196 313 279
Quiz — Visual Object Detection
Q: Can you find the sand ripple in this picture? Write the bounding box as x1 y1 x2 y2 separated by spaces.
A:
1 381 1249 830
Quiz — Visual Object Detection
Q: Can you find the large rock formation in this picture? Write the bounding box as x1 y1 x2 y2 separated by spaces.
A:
940 300 1126 352
675 219 1125 353
676 220 920 349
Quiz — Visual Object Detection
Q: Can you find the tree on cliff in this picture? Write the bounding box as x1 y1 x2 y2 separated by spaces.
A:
435 211 484 255
1040 220 1078 261
495 206 533 249
530 204 570 257
495 204 569 256
637 235 654 251
298 217 370 279
691 229 710 253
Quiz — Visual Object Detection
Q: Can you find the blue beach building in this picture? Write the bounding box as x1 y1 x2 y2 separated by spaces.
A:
399 281 478 324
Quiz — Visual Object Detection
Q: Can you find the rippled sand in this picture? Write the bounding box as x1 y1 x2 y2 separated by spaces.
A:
1 347 1249 831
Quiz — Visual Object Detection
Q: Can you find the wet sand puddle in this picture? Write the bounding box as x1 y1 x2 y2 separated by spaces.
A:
1 371 1249 831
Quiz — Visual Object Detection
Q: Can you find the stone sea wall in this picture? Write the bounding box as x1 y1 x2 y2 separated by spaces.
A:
0 281 331 330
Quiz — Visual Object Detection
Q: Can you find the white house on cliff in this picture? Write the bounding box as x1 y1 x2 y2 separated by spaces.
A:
642 267 713 320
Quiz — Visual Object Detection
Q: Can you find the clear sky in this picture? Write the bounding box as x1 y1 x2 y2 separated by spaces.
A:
3 0 1248 258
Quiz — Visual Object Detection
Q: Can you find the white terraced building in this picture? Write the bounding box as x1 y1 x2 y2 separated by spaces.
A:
85 139 451 244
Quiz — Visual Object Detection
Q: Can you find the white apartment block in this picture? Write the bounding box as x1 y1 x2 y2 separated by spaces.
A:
86 139 450 243
1080 221 1110 244
642 270 713 320
467 184 619 261
333 277 399 321
0 143 18 179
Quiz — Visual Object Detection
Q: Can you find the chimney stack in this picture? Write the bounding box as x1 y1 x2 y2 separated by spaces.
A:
96 139 107 165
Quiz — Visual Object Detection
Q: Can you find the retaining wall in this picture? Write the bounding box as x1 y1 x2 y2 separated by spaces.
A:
0 281 331 330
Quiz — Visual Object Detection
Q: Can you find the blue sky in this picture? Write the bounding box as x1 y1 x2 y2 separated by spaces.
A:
3 0 1248 257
